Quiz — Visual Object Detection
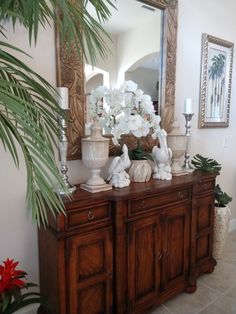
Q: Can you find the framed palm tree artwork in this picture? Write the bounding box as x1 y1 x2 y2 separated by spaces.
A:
199 33 234 128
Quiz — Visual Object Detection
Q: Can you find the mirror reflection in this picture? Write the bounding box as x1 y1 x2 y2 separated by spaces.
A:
85 0 162 131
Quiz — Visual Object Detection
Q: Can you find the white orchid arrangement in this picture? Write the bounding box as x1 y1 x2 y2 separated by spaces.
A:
88 80 161 159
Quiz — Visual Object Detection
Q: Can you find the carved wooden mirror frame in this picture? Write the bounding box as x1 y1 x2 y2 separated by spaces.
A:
56 0 178 160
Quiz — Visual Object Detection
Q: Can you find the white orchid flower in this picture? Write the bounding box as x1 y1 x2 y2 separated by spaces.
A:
131 118 150 138
151 114 161 128
134 89 144 97
122 80 138 92
88 80 161 145
93 85 108 98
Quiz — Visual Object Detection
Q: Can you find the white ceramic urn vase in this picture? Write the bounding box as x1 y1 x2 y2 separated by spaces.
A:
167 127 187 176
212 206 231 260
81 120 112 193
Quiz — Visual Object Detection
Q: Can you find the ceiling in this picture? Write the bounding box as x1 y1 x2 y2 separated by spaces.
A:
86 0 161 34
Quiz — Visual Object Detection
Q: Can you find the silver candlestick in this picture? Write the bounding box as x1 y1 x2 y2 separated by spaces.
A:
57 113 76 195
182 113 194 171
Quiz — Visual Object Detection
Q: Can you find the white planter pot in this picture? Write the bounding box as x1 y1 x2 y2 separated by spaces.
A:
128 160 152 182
212 206 231 260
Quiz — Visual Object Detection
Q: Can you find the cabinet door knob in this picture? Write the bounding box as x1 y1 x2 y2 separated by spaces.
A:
140 200 146 209
87 210 95 221
156 252 162 260
178 191 184 199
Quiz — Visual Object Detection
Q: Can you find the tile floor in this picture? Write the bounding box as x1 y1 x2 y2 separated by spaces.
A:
150 231 236 314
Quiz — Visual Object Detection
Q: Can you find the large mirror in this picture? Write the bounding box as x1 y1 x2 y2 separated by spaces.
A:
56 0 178 160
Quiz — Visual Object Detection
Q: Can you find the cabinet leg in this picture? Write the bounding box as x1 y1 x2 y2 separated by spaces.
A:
205 259 217 274
204 265 215 274
185 279 197 293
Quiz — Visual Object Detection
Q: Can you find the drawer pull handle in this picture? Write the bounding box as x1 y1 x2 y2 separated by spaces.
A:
87 210 95 221
203 183 208 190
178 191 184 199
140 201 146 209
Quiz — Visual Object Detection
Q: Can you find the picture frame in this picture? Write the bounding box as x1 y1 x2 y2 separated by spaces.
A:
199 33 234 128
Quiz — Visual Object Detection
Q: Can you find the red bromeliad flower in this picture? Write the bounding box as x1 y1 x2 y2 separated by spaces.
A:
0 259 26 295
0 259 47 313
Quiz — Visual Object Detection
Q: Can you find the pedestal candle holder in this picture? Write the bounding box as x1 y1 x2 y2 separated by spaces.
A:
57 113 76 195
182 113 194 171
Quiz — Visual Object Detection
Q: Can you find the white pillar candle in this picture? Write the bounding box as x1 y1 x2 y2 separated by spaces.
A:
184 98 193 114
57 87 69 110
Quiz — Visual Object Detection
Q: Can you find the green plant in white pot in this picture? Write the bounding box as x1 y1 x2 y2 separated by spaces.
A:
0 0 115 226
191 154 221 173
191 154 233 260
213 184 232 260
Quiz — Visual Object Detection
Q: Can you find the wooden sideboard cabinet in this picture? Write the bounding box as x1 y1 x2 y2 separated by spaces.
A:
38 171 217 314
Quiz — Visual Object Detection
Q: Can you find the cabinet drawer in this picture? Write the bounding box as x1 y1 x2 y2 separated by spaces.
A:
198 180 215 193
67 203 112 229
129 188 190 216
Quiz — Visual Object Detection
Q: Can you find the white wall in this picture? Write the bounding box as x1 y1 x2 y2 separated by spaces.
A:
87 33 118 86
175 0 236 220
125 67 159 100
0 1 236 311
88 16 161 89
86 73 104 92
117 17 161 85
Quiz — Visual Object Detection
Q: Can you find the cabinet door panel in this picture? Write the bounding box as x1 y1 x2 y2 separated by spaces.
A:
196 234 211 261
197 195 214 230
127 215 162 311
163 205 190 290
196 195 214 264
67 228 113 314
77 283 106 314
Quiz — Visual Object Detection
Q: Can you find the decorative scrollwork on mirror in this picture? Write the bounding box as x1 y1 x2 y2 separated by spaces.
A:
56 0 178 160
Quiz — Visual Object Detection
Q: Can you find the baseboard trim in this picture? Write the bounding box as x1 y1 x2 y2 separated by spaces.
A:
230 218 236 232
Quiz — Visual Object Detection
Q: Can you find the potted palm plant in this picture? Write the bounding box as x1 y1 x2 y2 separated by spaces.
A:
213 184 232 260
0 0 115 226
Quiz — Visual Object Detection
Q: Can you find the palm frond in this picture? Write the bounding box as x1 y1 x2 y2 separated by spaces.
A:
0 0 116 225
0 0 116 63
0 44 67 226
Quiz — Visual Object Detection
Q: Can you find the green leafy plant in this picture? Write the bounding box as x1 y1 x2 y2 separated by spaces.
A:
215 184 232 207
192 155 232 208
191 154 221 173
0 258 49 314
0 0 115 225
128 139 153 161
